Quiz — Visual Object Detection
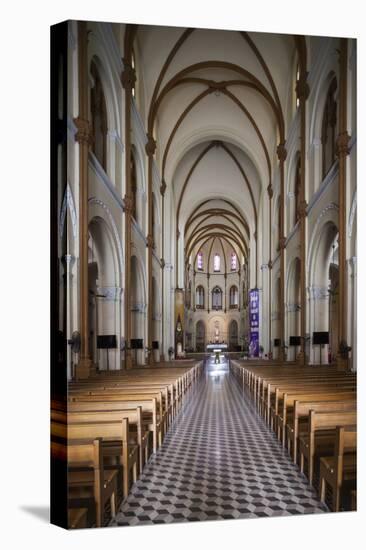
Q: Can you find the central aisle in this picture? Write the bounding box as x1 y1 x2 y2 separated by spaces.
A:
113 358 327 526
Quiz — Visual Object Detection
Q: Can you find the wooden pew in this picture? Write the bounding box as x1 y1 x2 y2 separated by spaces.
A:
52 406 149 474
52 418 138 499
67 395 161 452
52 438 117 528
298 410 357 485
285 397 356 460
319 426 356 512
68 507 88 529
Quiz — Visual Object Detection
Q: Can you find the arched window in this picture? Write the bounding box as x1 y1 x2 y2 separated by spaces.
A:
130 152 137 221
212 286 223 310
196 285 205 309
90 61 108 171
214 253 220 272
321 77 338 179
231 252 237 271
294 157 301 225
197 251 203 271
229 285 238 308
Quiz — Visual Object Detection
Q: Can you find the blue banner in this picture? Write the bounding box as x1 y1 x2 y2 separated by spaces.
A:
249 289 259 357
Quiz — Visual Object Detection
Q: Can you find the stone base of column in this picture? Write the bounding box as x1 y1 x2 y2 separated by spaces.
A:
336 354 349 372
75 357 96 380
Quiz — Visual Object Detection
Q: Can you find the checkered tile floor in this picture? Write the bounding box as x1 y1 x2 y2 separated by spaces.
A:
111 358 327 527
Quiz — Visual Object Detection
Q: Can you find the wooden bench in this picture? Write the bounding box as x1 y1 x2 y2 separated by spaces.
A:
319 426 357 512
52 406 149 474
52 417 138 499
298 410 357 485
52 438 117 528
283 394 356 464
67 395 161 452
68 507 88 529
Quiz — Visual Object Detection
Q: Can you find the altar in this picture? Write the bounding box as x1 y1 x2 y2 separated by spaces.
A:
206 343 228 352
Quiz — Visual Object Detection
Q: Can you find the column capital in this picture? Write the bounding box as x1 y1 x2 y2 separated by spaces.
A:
336 131 351 158
145 134 157 156
121 61 136 90
73 117 92 145
146 233 154 249
277 142 287 162
123 194 133 214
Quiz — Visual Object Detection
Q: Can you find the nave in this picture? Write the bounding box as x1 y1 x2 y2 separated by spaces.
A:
112 358 326 526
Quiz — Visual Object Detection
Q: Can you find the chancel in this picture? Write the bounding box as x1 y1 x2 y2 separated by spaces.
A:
51 20 357 530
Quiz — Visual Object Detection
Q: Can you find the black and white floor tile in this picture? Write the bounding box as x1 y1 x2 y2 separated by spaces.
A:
112 358 327 527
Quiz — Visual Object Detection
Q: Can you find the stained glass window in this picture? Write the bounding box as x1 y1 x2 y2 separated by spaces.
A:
197 251 203 270
231 253 237 270
214 253 220 272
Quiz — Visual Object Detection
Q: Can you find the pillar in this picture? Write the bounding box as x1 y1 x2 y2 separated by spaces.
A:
277 142 287 362
336 38 351 369
296 69 310 365
74 21 94 380
146 135 157 365
121 59 136 369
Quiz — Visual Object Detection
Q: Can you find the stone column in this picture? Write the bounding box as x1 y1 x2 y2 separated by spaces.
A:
296 70 310 365
277 142 287 362
267 184 273 357
62 254 75 380
121 60 136 370
224 273 227 313
207 273 210 313
146 135 156 365
160 179 166 361
347 257 357 371
74 21 94 380
336 38 351 370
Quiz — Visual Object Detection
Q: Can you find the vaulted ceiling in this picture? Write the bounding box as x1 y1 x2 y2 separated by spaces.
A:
128 25 302 276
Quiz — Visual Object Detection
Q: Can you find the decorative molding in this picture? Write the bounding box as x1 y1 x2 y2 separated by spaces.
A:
60 183 77 239
89 152 124 210
88 197 124 273
74 117 92 145
96 286 123 301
